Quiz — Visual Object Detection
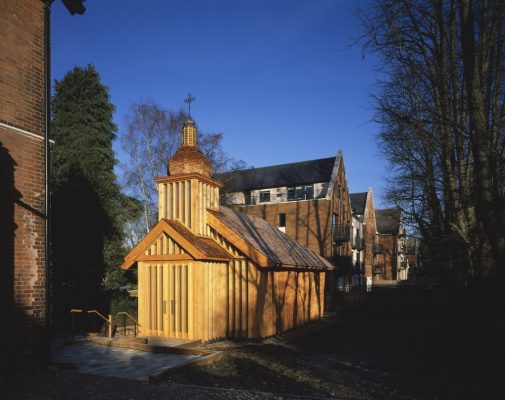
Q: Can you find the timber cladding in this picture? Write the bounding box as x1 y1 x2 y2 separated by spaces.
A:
137 260 326 341
0 0 47 367
125 114 331 342
125 201 329 341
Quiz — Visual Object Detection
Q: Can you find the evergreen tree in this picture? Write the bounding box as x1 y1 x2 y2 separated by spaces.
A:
51 65 138 326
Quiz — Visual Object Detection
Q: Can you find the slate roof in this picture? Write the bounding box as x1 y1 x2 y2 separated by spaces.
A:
209 207 333 270
164 220 232 260
375 208 402 235
215 157 336 193
350 192 367 215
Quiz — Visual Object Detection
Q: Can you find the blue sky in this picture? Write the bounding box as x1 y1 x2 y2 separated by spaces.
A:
51 0 387 206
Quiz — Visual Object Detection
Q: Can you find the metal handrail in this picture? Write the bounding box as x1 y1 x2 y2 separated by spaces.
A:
114 312 141 337
87 309 111 325
114 312 140 326
70 309 83 340
69 309 140 339
87 309 112 337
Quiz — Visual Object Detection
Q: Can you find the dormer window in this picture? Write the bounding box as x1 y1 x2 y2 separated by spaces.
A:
259 191 270 203
304 185 314 200
287 185 314 201
287 187 296 201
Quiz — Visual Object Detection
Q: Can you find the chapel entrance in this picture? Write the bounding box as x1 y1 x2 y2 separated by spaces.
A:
145 264 190 339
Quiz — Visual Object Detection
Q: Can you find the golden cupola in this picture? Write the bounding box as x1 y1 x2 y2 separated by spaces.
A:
168 117 213 178
157 109 222 236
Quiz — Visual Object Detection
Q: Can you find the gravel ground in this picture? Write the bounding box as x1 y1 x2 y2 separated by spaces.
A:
3 287 503 400
158 288 504 400
2 368 279 400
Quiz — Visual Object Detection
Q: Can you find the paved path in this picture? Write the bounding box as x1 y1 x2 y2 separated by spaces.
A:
52 342 200 381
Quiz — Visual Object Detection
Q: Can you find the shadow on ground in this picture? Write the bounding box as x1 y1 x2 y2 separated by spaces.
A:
158 287 505 400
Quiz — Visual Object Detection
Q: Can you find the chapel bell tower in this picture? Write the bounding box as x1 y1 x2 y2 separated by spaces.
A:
154 96 222 236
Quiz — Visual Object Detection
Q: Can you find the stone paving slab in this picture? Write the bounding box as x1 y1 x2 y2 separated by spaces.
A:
51 342 202 381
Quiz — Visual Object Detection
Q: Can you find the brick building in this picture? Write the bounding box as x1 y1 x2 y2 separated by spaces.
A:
0 0 49 370
349 188 377 286
374 208 408 281
216 152 353 305
406 237 422 274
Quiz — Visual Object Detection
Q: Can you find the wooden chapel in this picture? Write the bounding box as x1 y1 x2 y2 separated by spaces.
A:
121 117 332 341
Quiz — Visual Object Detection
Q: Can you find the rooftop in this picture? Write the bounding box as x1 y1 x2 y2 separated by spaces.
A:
350 192 367 215
215 156 336 193
165 219 232 260
375 208 402 235
210 207 333 270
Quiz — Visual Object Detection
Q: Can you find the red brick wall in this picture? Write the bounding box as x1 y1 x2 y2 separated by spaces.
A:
0 0 47 367
330 157 352 260
230 157 353 264
233 199 333 258
363 190 377 278
375 234 397 280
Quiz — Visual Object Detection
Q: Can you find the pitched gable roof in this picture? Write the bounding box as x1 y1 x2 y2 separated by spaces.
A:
208 207 333 270
215 156 336 193
121 219 232 269
350 192 367 215
375 208 402 235
164 220 232 260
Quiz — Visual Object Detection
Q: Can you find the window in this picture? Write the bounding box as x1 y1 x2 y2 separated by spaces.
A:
287 187 295 201
259 191 270 203
304 185 314 199
287 184 314 201
374 265 384 274
279 213 286 228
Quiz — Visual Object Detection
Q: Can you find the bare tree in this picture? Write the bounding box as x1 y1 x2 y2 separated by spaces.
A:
361 0 505 284
120 100 244 236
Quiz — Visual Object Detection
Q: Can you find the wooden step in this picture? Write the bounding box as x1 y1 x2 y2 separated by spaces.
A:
83 336 208 356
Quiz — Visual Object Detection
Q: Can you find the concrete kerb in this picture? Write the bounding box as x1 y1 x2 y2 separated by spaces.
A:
73 336 208 356
148 350 224 383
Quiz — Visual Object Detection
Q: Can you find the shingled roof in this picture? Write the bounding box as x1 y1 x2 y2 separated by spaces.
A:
375 208 402 235
215 157 336 193
164 220 232 260
350 192 367 214
121 218 232 269
209 207 333 270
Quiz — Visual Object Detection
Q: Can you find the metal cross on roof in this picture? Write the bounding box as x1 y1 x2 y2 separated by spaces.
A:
184 93 196 116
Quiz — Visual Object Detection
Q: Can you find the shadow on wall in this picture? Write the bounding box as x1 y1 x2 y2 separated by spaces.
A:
51 167 111 332
0 141 46 377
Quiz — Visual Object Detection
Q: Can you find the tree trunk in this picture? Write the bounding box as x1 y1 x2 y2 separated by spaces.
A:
459 0 505 282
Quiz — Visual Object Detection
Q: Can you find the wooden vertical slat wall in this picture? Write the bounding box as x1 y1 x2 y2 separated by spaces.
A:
138 262 145 335
247 262 258 338
139 262 326 341
157 266 163 334
191 180 198 234
175 265 180 337
136 232 326 341
188 263 193 339
163 264 169 337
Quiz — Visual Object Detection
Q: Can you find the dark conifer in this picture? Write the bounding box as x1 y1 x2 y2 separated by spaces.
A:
51 65 139 327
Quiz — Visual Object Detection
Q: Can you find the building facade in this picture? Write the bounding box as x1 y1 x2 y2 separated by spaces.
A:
122 118 332 341
216 153 355 305
350 188 377 286
0 0 49 369
374 208 408 281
